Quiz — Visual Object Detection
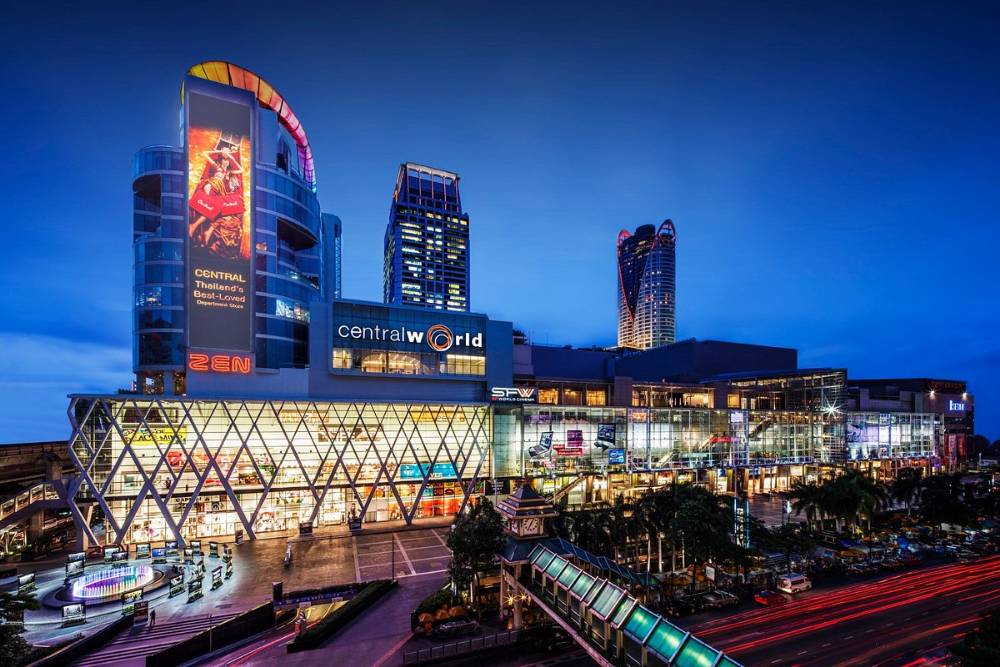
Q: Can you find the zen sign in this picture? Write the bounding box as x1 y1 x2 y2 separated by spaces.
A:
490 387 538 404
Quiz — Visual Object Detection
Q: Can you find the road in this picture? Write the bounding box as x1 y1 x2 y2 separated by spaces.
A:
683 554 1000 666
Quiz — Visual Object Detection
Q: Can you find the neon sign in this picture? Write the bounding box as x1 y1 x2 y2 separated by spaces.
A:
188 352 252 374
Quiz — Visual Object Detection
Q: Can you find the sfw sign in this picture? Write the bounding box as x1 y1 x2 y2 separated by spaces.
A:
490 387 538 404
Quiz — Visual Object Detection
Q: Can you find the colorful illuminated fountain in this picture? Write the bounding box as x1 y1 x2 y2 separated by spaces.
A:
70 565 155 600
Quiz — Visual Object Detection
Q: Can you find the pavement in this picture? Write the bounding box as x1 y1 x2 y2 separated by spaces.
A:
21 520 454 664
203 569 449 667
681 553 1000 666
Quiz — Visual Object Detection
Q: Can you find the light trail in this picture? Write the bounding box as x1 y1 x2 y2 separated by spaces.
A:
681 554 1000 663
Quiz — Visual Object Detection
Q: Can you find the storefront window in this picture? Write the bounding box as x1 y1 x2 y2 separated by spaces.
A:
586 390 606 406
441 354 486 376
388 351 422 374
360 351 387 373
332 348 351 369
538 388 559 405
563 388 582 406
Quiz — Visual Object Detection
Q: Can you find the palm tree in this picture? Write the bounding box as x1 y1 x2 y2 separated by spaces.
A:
890 467 924 516
788 480 824 530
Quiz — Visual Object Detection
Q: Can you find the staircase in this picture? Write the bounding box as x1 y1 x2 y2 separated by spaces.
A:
548 474 587 503
73 613 236 667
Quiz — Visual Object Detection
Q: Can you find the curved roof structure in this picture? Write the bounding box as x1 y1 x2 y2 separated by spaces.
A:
187 61 316 190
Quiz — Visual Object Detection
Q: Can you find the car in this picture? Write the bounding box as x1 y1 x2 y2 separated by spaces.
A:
881 557 903 570
847 562 874 575
754 590 788 606
433 619 481 639
776 573 812 594
898 552 922 566
663 598 698 617
956 549 981 563
700 590 739 609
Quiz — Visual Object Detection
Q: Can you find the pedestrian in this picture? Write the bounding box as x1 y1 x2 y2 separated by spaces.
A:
149 609 156 628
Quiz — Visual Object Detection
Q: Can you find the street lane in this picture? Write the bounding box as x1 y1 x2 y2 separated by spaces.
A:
682 554 1000 666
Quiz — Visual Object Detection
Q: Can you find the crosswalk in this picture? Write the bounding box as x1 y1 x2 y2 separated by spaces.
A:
73 613 235 667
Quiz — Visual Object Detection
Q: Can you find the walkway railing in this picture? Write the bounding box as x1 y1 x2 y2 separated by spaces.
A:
0 482 58 522
402 629 524 665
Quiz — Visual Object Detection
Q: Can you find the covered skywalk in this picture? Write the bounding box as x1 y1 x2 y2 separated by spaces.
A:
521 544 742 667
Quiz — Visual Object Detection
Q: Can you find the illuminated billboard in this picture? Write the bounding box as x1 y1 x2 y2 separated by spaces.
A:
185 89 254 366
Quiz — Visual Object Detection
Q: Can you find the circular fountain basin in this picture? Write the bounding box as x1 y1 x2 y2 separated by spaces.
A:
69 565 156 601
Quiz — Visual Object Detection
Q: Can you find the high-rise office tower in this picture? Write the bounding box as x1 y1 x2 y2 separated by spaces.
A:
617 220 676 350
321 213 342 300
383 163 469 312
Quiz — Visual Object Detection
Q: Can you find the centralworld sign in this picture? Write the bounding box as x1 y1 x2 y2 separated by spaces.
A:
335 323 483 353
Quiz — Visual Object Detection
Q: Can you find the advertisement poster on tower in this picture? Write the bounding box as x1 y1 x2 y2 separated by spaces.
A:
185 89 254 365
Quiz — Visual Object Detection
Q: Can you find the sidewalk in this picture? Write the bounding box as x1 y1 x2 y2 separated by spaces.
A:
205 572 448 666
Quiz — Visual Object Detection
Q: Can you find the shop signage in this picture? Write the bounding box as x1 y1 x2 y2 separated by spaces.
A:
608 448 625 465
188 351 252 374
398 463 458 480
948 400 966 412
121 426 186 447
490 387 538 404
185 88 254 357
335 322 482 353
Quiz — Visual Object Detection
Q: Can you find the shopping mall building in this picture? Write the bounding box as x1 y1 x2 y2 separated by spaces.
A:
61 62 973 547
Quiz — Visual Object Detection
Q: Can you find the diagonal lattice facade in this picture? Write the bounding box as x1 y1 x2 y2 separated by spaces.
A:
67 396 490 545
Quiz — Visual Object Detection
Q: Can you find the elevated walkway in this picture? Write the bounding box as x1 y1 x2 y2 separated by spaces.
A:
520 544 743 667
0 479 90 533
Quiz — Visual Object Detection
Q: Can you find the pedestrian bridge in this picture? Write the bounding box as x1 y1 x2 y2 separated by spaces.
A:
520 544 742 667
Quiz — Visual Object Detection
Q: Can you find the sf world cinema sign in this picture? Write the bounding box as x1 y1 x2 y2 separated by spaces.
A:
335 323 483 353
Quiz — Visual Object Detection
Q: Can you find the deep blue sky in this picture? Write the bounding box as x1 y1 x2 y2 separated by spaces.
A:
1 1 998 442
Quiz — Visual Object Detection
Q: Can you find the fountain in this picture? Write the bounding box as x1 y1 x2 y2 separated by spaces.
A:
70 565 156 601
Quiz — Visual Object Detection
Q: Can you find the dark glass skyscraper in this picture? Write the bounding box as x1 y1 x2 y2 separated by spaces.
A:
132 61 340 393
617 220 676 350
383 163 469 312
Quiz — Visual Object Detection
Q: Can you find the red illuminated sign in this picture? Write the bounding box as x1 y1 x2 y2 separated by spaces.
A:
188 352 252 374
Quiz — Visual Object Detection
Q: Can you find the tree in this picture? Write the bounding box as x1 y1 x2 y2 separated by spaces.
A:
890 467 924 516
788 480 825 530
0 589 40 665
919 473 975 528
447 497 505 616
753 522 815 573
951 606 1000 666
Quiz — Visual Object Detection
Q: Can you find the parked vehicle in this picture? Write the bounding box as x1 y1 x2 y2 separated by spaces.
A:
663 598 698 618
776 573 812 594
956 549 981 563
433 619 481 639
881 557 903 570
700 590 739 609
754 590 788 606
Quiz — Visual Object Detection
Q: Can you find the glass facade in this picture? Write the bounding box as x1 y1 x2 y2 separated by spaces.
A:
845 412 936 461
68 396 490 545
493 405 934 480
133 147 186 391
133 65 343 392
384 163 470 312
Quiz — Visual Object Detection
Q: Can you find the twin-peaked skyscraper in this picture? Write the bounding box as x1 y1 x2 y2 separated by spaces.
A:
617 220 677 350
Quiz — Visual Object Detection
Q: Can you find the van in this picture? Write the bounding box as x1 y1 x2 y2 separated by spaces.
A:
776 573 812 594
